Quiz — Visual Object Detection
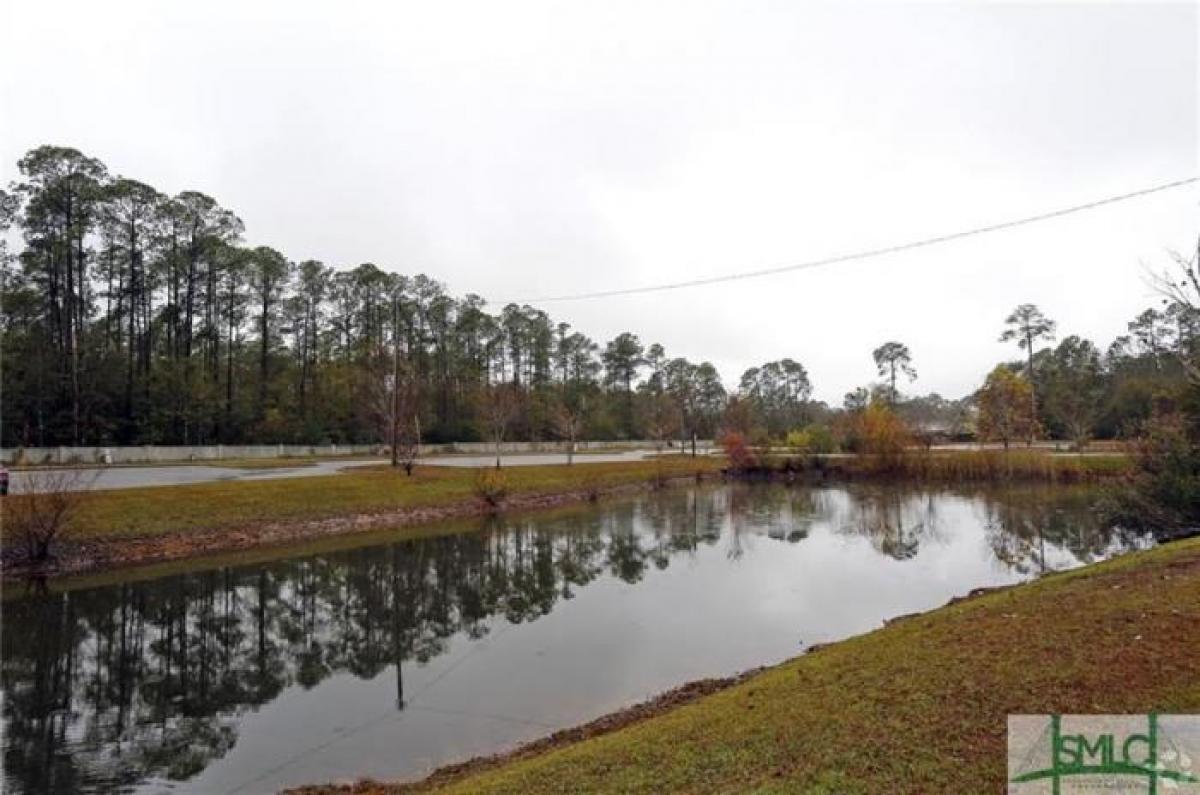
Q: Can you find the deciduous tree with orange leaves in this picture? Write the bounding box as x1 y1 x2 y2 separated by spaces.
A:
976 366 1038 450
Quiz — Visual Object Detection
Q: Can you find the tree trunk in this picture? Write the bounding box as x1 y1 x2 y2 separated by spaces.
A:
225 311 236 440
125 229 137 437
391 297 401 467
1026 342 1036 447
259 288 270 420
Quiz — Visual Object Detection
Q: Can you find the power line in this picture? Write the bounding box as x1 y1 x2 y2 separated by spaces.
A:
508 175 1199 304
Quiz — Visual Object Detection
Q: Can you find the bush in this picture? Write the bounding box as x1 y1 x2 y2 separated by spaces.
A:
785 425 837 454
852 402 912 472
749 428 773 452
719 430 758 472
785 429 810 451
473 468 509 509
6 469 91 561
576 471 602 502
1106 408 1200 539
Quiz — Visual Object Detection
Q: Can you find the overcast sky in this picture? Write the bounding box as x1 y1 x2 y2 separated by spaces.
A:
2 1 1197 404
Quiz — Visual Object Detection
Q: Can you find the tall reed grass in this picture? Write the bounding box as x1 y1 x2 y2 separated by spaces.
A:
756 450 1129 483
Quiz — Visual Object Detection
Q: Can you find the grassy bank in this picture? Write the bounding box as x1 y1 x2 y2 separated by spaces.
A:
296 535 1199 794
762 449 1131 483
2 458 721 545
0 451 1128 578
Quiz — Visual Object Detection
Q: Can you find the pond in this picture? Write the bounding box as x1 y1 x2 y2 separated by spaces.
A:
1 482 1150 794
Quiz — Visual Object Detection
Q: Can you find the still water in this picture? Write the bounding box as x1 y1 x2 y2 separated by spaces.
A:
1 483 1149 794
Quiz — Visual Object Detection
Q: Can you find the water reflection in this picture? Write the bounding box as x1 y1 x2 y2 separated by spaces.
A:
974 489 1135 575
836 486 947 560
1 484 1148 794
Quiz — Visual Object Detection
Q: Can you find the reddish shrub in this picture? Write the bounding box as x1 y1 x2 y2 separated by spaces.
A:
719 430 758 472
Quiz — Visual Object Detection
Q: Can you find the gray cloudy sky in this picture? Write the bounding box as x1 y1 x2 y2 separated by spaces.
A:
2 1 1197 403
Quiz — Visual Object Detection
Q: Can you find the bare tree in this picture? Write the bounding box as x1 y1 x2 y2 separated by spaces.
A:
393 414 421 476
369 351 421 475
642 392 678 455
479 383 520 468
7 469 93 562
551 398 586 465
1150 236 1200 381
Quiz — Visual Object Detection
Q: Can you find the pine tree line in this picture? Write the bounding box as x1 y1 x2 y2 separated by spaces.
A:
1 146 731 447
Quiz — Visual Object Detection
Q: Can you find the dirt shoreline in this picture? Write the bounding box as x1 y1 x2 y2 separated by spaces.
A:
1 475 701 581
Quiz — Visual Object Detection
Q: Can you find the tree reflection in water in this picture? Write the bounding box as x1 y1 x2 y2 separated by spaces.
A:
0 484 1143 794
975 487 1149 575
836 485 947 561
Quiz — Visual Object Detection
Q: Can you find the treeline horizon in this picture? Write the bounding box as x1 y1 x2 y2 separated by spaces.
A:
1 145 1195 450
1 145 741 449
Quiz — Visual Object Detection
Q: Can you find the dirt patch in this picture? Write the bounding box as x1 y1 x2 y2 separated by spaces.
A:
0 476 697 581
286 669 763 795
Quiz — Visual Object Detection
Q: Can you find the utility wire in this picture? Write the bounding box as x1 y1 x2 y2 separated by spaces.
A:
509 175 1199 304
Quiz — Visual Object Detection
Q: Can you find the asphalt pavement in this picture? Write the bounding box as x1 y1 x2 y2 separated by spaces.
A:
8 450 669 492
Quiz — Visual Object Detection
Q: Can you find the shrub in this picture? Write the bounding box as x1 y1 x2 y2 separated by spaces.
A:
1106 408 1200 539
473 468 509 509
719 430 758 472
785 425 836 454
804 424 836 454
749 428 773 452
6 469 92 561
577 471 602 502
785 429 810 451
852 402 912 472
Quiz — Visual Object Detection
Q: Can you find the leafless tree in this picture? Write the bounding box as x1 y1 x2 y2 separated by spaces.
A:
551 399 586 465
642 392 678 455
6 468 94 562
369 351 422 475
389 412 421 476
1149 236 1200 381
480 383 520 468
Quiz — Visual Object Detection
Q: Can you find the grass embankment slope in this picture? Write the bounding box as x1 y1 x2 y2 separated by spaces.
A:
304 536 1200 795
2 458 721 548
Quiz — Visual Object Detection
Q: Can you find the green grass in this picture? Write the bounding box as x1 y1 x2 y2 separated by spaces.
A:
305 536 1199 794
2 458 722 543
